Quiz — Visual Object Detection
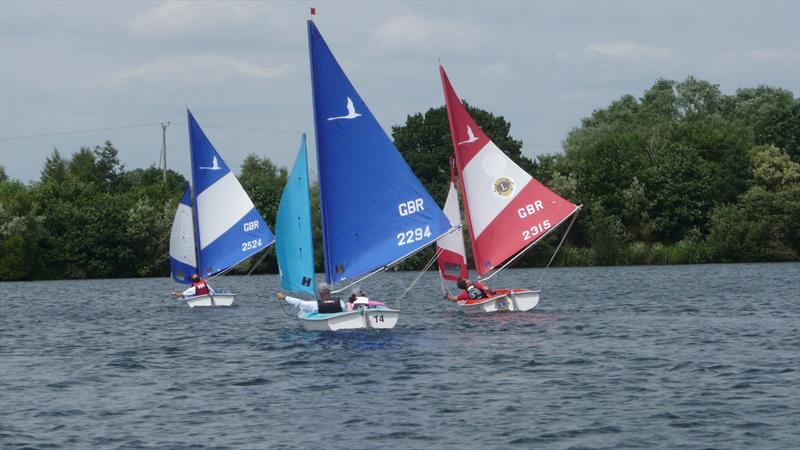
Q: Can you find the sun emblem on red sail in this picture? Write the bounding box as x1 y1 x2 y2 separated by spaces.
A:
493 177 515 198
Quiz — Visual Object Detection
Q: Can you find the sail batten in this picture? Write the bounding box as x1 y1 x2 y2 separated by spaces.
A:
308 20 452 285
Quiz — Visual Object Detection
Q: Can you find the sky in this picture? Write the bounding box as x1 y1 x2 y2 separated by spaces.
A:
1 0 798 183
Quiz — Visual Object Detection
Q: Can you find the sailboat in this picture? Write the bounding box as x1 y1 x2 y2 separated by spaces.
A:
168 109 276 307
291 20 453 329
436 66 581 313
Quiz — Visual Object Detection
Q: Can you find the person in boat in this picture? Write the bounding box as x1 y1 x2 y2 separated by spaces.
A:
444 277 496 302
173 273 214 298
346 287 386 311
276 282 346 317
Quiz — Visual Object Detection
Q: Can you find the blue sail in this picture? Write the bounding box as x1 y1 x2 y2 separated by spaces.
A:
307 20 453 284
275 134 316 297
169 183 197 284
187 109 276 276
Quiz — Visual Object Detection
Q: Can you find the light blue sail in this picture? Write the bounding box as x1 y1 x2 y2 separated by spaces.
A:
307 20 453 284
275 134 316 297
169 183 197 284
187 109 275 277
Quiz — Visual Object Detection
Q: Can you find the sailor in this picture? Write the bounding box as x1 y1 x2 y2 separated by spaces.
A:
346 287 385 311
444 277 495 302
173 273 214 298
277 282 346 317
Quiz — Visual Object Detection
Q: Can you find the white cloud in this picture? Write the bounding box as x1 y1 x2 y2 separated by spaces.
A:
111 54 295 86
585 40 675 63
747 49 799 65
483 63 510 80
373 14 482 51
128 1 275 39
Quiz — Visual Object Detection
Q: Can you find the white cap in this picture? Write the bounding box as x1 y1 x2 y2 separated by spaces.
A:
353 297 369 305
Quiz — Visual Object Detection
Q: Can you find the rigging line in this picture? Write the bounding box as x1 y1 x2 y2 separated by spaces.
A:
396 247 444 307
479 206 581 283
276 295 298 318
536 206 581 287
437 267 449 297
246 245 273 276
330 225 459 295
0 123 163 141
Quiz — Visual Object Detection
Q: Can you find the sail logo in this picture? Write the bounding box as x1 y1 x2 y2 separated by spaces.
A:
493 177 515 198
458 125 478 145
199 156 222 170
327 97 362 121
301 276 312 287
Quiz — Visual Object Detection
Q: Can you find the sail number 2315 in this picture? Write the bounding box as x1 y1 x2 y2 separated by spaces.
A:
522 220 551 241
397 226 431 246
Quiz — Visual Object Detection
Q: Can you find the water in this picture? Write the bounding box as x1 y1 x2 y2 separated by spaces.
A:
1 263 798 449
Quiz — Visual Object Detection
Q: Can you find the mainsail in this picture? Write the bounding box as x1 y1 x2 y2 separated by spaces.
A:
436 158 468 282
308 20 452 285
187 109 275 277
169 183 197 284
275 134 316 298
439 66 579 277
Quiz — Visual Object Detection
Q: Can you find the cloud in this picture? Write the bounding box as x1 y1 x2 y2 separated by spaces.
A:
111 54 295 86
746 49 799 65
128 1 276 39
373 14 482 51
585 40 675 63
483 63 510 80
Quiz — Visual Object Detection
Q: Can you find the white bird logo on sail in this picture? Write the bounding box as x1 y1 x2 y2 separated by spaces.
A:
327 97 362 121
199 156 221 170
458 125 478 145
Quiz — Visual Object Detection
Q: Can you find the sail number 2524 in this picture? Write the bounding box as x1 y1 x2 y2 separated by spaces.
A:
242 239 263 251
397 226 431 246
522 220 551 241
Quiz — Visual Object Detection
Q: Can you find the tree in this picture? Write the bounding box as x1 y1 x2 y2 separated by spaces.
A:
393 103 532 206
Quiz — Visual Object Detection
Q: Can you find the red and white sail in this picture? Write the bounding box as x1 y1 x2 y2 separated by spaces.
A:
436 158 468 282
439 65 579 277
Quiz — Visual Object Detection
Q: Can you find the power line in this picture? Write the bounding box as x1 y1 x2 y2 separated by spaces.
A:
0 123 163 141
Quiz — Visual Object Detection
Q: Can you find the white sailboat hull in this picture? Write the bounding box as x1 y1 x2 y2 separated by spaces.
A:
182 293 236 308
456 289 539 313
300 307 400 331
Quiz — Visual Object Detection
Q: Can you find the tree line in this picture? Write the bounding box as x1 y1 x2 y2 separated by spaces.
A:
1 76 797 281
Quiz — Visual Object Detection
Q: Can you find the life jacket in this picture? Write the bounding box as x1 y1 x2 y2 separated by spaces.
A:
193 280 209 296
317 297 342 313
466 283 486 299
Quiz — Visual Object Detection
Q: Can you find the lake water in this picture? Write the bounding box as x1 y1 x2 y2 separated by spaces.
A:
1 263 798 449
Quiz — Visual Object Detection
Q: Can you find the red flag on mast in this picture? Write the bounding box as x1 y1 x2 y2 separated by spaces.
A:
310 7 316 16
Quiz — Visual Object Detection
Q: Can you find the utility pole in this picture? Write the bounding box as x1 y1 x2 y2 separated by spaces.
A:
161 121 170 188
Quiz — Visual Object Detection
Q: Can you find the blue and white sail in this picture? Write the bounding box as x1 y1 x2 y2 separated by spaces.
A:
187 109 275 277
275 134 316 297
307 20 453 285
169 183 197 284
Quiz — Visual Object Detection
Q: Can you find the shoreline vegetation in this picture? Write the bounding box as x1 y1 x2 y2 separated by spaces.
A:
2 76 798 281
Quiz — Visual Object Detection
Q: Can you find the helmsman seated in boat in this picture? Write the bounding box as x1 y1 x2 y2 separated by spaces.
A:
276 283 347 317
444 277 496 302
173 273 215 298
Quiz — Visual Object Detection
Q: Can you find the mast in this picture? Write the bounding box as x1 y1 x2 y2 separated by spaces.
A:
440 66 482 274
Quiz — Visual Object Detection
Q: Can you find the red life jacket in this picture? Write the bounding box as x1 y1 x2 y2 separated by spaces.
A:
193 280 210 296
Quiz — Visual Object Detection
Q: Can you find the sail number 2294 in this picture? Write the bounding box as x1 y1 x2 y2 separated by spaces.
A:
522 220 551 241
397 226 431 246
